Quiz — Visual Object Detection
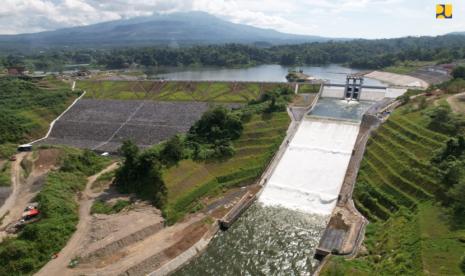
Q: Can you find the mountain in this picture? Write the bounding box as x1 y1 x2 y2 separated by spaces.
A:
447 32 465 36
0 11 334 51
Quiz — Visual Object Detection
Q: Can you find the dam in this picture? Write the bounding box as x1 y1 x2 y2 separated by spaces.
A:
258 118 359 215
174 79 398 275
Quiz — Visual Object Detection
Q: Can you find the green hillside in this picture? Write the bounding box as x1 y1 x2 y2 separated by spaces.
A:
163 112 290 223
0 77 78 144
322 95 465 275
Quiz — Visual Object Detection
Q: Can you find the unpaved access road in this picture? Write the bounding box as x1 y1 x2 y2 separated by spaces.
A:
0 152 26 224
0 149 61 238
447 92 465 114
35 162 119 276
0 152 52 242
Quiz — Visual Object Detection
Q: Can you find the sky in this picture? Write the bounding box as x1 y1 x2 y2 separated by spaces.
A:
1 0 465 38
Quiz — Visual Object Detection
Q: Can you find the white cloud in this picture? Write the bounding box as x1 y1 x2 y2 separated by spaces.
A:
0 0 464 38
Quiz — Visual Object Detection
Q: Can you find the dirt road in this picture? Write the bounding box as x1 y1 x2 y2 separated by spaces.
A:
0 153 32 234
35 162 119 276
447 92 465 114
0 153 26 222
74 213 206 276
0 149 62 241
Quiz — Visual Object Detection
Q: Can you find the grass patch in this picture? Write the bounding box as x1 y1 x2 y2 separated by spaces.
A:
0 77 79 144
162 112 290 224
0 161 11 186
0 144 16 159
297 83 320 94
20 156 33 179
78 80 286 103
91 170 115 191
91 199 131 215
383 60 435 74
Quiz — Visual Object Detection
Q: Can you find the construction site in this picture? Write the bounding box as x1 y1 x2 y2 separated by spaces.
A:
0 66 456 275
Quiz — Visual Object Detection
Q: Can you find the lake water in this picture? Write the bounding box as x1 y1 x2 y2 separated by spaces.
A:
155 64 386 86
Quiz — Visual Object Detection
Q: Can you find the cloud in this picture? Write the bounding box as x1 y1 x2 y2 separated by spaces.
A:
0 0 463 38
0 0 311 35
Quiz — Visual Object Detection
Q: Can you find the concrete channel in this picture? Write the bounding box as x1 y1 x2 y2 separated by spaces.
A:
167 81 403 275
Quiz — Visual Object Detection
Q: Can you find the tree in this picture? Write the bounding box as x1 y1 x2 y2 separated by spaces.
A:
188 106 243 144
3 55 24 67
280 53 297 66
118 140 139 168
425 105 462 134
114 140 167 208
447 179 465 221
452 66 465 79
160 135 184 166
446 78 465 94
397 94 410 105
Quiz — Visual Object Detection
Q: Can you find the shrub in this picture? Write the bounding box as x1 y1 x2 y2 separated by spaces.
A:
159 135 184 166
0 162 11 186
188 106 243 144
115 140 167 208
424 105 463 135
61 149 110 176
91 200 130 214
452 66 465 79
397 94 410 105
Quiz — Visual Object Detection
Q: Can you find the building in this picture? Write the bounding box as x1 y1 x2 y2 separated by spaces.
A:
7 66 27 76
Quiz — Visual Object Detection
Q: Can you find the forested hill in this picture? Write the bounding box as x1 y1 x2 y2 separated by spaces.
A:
5 34 465 72
0 11 328 51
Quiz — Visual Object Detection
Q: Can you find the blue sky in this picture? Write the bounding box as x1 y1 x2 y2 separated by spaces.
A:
1 0 465 38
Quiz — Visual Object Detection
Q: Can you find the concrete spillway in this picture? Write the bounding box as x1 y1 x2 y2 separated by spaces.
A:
176 99 370 275
259 119 360 215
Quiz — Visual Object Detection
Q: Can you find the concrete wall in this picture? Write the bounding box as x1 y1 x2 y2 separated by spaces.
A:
385 87 407 98
360 88 386 101
321 86 345 99
321 85 389 101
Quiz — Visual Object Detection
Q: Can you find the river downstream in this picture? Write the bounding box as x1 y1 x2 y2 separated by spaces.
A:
174 205 327 275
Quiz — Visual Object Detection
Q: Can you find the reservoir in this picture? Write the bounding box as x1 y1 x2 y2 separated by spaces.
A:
155 64 385 86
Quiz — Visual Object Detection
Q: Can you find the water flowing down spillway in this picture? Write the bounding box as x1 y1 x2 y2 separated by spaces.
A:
259 119 360 215
176 99 369 275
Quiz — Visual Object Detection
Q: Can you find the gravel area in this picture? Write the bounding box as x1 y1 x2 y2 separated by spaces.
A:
408 68 451 85
41 99 237 152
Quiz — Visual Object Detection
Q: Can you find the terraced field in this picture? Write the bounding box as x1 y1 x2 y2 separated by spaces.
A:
354 109 448 222
77 80 292 103
321 97 465 276
162 112 290 223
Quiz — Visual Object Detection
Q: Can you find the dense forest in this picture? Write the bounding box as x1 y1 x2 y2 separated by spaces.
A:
2 34 465 72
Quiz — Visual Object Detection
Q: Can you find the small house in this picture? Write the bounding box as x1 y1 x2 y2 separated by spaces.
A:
7 66 27 76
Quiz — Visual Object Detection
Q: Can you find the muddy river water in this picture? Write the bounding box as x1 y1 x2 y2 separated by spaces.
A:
174 205 327 275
